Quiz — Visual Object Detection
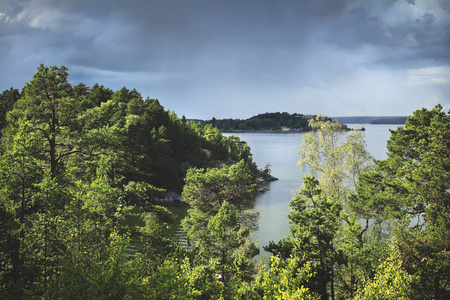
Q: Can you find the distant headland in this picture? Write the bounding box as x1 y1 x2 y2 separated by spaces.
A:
332 116 407 124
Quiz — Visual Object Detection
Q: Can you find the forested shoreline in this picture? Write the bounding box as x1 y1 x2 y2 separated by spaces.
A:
200 112 312 132
1 65 449 299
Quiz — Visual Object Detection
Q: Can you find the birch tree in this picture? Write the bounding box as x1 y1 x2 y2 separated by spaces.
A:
298 114 374 207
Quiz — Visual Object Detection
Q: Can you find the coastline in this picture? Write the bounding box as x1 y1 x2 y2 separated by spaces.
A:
153 171 278 205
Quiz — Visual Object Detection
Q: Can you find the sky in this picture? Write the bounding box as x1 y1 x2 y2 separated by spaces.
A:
0 0 449 119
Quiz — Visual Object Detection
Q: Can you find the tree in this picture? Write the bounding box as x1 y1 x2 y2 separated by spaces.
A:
88 83 113 108
223 135 255 167
359 105 450 299
200 201 258 294
0 66 150 297
0 130 73 296
266 175 342 300
0 87 21 136
267 114 381 299
353 245 413 300
7 64 80 180
181 161 259 295
182 160 258 240
298 114 374 207
239 256 318 299
1 64 270 298
0 120 43 296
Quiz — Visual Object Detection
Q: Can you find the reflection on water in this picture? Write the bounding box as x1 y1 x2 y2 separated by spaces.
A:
164 203 190 248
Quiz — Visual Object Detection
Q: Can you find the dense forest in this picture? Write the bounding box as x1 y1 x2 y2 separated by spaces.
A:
0 65 449 299
201 112 312 131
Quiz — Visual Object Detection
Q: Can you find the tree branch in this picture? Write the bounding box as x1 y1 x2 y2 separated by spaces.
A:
55 149 99 163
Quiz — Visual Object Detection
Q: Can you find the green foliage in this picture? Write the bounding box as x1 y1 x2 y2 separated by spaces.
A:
4 64 89 184
0 87 21 136
355 105 450 299
0 64 263 298
264 237 295 260
5 64 447 299
263 113 403 299
182 160 258 240
201 202 257 294
45 233 224 299
299 114 374 206
140 256 223 300
291 175 342 299
181 161 259 297
46 234 133 299
266 175 343 299
353 245 413 300
384 105 449 223
239 256 318 300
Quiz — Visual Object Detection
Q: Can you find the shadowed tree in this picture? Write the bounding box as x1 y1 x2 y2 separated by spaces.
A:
357 105 450 299
181 161 259 296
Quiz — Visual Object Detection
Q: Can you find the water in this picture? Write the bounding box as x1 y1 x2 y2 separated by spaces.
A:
224 124 400 259
224 132 306 259
168 124 401 259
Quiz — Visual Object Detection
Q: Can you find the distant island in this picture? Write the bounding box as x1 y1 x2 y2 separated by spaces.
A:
200 112 313 132
333 116 407 124
199 113 407 132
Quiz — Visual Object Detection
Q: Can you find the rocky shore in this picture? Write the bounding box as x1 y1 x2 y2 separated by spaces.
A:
153 172 278 205
256 172 278 193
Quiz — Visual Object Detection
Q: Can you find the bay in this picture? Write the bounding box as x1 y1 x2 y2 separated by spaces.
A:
224 124 400 259
167 124 401 259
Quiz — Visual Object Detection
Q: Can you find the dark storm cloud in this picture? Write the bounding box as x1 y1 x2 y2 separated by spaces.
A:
326 2 450 64
2 0 349 71
0 0 449 118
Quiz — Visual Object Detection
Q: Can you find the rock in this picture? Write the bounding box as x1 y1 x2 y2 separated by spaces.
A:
257 172 278 193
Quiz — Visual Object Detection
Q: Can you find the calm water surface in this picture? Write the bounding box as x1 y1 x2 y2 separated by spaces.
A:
224 124 400 259
168 124 401 259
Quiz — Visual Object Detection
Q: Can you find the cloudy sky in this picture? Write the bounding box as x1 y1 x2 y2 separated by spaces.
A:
1 0 449 119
